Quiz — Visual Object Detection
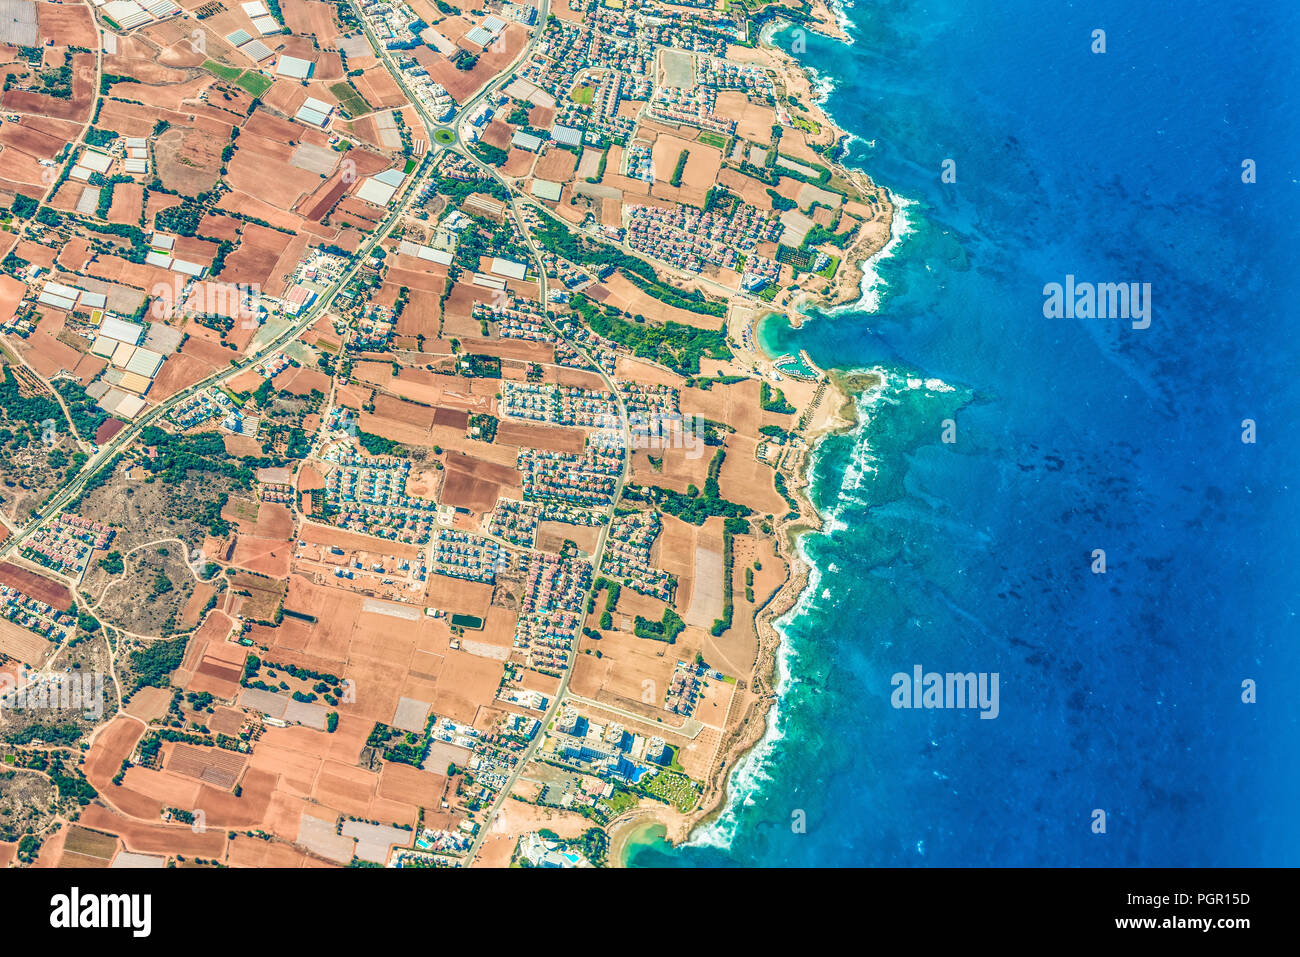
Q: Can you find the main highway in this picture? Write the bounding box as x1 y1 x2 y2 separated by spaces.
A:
0 146 441 561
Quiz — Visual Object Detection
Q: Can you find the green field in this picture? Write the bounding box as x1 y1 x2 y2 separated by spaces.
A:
661 744 687 774
669 149 688 187
697 131 728 149
569 83 595 105
328 81 372 118
204 61 272 98
237 72 273 97
203 60 243 83
433 128 456 145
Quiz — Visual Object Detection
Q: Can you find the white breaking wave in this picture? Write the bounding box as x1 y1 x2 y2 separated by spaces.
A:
828 366 895 504
805 65 836 105
828 191 917 317
835 370 960 523
842 133 876 163
835 415 882 496
905 376 956 393
823 0 857 42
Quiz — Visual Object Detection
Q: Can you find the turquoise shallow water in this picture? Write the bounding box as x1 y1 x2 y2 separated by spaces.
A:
629 0 1300 867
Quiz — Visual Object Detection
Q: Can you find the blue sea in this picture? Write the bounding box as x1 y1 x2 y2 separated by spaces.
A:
628 0 1300 867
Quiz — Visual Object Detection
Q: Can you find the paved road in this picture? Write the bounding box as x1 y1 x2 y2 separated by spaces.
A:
454 151 648 865
563 691 704 739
